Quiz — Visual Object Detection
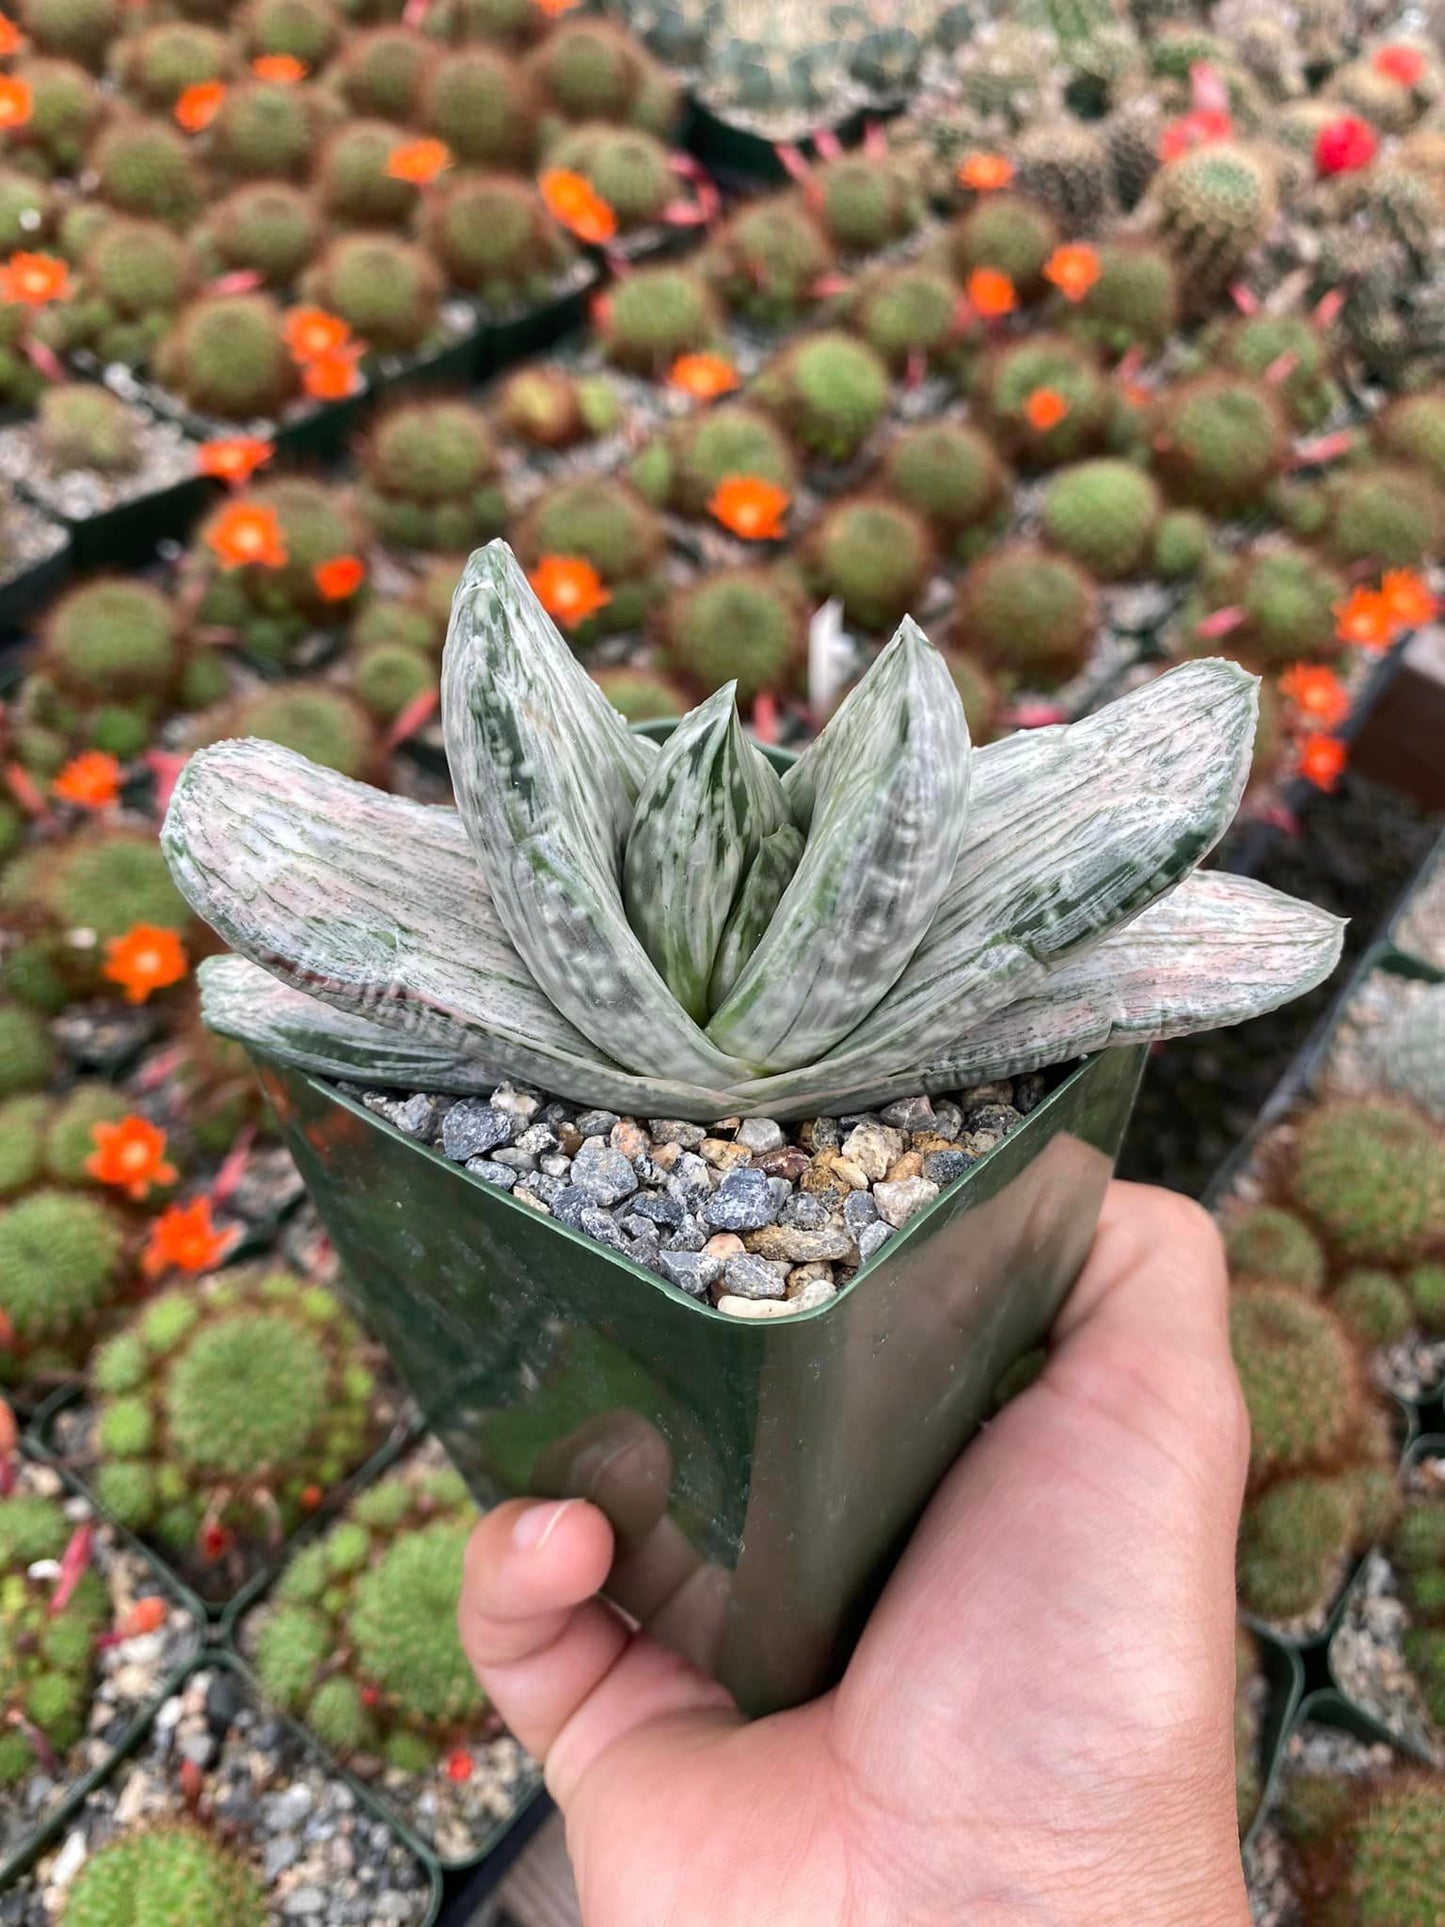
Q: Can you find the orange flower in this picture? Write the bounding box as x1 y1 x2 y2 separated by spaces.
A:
533 0 582 14
205 500 288 569
174 78 225 132
1 250 68 305
386 136 451 184
1024 386 1069 432
965 267 1016 318
1374 44 1427 87
102 924 188 1004
539 167 617 245
528 554 611 627
708 474 790 541
667 351 738 399
53 750 120 809
283 305 352 361
196 435 274 485
119 1596 167 1638
1279 664 1350 729
141 1196 237 1278
0 14 27 56
1298 732 1347 791
958 152 1013 192
0 73 30 128
1044 242 1101 303
86 1115 177 1202
251 53 306 83
1333 585 1395 650
1379 568 1436 629
312 553 365 601
301 347 364 400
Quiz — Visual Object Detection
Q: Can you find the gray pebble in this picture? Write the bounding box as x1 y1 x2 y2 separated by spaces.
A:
874 1176 939 1228
922 1148 976 1186
766 1175 794 1214
880 1095 936 1132
648 1118 706 1148
665 1217 708 1252
282 1889 326 1918
441 1102 515 1162
571 1145 639 1207
858 1221 895 1263
579 1206 630 1254
789 1276 838 1311
519 1172 564 1206
550 1185 592 1230
659 1251 722 1298
514 1122 559 1156
842 1190 878 1231
723 1254 789 1299
264 1837 301 1882
576 1109 620 1138
1015 1074 1046 1114
628 1192 683 1227
365 1092 439 1138
704 1167 777 1231
841 1120 905 1182
781 1193 831 1230
491 1146 538 1171
540 1152 573 1178
464 1159 518 1189
736 1117 785 1154
931 1101 963 1140
267 1785 314 1830
806 1117 841 1150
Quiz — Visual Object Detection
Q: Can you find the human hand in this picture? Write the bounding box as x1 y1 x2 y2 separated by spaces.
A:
459 1181 1251 1927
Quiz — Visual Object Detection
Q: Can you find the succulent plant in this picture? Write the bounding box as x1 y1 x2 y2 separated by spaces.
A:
848 263 959 371
598 263 719 373
956 543 1097 686
660 566 807 704
1150 143 1276 306
649 402 796 520
192 478 369 658
1237 1472 1361 1620
43 1080 128 1184
4 825 189 946
591 666 687 726
805 494 935 634
42 578 179 700
197 181 323 289
155 292 297 423
164 542 1340 1120
115 20 232 111
335 22 436 119
89 1266 379 1561
1210 314 1340 434
948 194 1060 297
546 122 675 232
359 400 507 553
813 152 923 256
1395 1488 1445 1723
300 231 442 356
1292 1098 1445 1266
1234 1624 1262 1831
527 16 674 134
423 172 576 309
753 329 890 465
494 366 617 449
883 421 1004 546
211 77 333 183
1330 1267 1414 1347
514 476 665 639
1064 239 1178 357
351 642 433 722
91 117 201 227
63 1823 267 1926
1225 545 1347 668
1041 459 1161 579
254 1461 485 1766
201 685 374 779
1312 1778 1445 1927
241 0 342 68
1 56 99 174
19 0 117 69
35 384 140 476
982 336 1111 467
0 1489 108 1785
1323 463 1445 570
424 44 536 169
1223 1204 1326 1292
1150 377 1288 514
1375 391 1445 491
44 216 194 372
702 197 833 327
318 117 419 226
0 1187 128 1381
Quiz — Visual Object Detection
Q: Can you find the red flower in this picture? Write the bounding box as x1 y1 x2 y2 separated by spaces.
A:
0 74 30 129
1333 586 1395 651
1159 108 1232 161
174 79 225 132
1 250 68 305
1298 733 1347 790
1379 568 1436 630
1316 116 1377 176
539 167 616 244
1374 44 1427 87
386 137 452 184
958 152 1013 192
1043 243 1100 304
1278 664 1350 729
283 306 352 361
667 352 738 399
102 924 188 1003
528 554 611 627
312 553 365 601
1024 386 1069 432
197 436 275 485
119 1595 168 1638
965 268 1016 318
0 14 27 56
205 500 288 569
86 1116 177 1202
52 750 120 809
301 347 364 400
708 475 790 541
251 54 306 83
142 1196 238 1278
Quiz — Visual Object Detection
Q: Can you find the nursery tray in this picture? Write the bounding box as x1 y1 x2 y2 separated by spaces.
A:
1239 1620 1306 1853
472 265 602 384
19 472 212 574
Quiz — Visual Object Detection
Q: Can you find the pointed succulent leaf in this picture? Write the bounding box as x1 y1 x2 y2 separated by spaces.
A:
622 686 790 1024
708 823 805 1012
442 541 744 1085
706 618 971 1072
829 660 1259 1074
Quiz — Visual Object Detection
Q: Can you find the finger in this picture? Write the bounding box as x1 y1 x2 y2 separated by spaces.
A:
459 1500 737 1808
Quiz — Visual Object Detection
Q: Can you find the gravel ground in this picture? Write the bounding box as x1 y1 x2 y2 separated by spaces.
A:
1 1667 434 1925
351 1074 1049 1316
1 1458 202 1871
1393 836 1445 971
0 412 198 523
0 494 68 586
1245 1721 1401 1927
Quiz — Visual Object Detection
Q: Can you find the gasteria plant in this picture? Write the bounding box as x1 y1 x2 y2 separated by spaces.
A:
163 543 1342 1123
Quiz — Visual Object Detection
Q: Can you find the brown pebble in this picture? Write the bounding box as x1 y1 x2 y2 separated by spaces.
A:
799 1152 850 1200
610 1118 649 1161
557 1124 584 1156
704 1232 745 1260
711 1116 742 1134
832 1156 869 1191
910 1132 955 1154
787 1261 835 1294
650 1141 683 1172
885 1151 924 1183
757 1146 810 1181
701 1137 752 1170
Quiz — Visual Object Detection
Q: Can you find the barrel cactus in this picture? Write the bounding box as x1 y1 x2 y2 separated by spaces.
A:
0 1490 108 1786
422 172 575 309
163 541 1341 1121
660 567 807 703
63 1824 267 1927
1291 1099 1445 1266
299 231 442 357
358 400 507 554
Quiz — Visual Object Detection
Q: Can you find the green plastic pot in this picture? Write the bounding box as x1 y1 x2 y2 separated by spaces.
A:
1239 1619 1305 1852
256 1040 1145 1717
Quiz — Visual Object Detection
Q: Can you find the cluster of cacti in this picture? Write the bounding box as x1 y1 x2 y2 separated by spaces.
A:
189 476 369 659
63 1824 267 1925
252 1458 486 1767
358 398 507 554
87 1265 379 1564
0 1490 108 1785
514 473 666 639
1282 1770 1445 1927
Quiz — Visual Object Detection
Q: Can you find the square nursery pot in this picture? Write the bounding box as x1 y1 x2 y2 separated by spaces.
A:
1239 1621 1306 1852
256 1040 1146 1717
472 264 601 383
27 471 212 574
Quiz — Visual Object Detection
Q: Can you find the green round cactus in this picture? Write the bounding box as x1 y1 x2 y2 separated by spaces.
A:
814 153 922 255
1041 459 1161 578
222 685 373 778
1067 239 1179 356
1212 314 1339 433
882 421 1003 541
352 643 434 722
424 43 536 169
518 474 663 623
0 167 52 254
301 231 441 356
1152 508 1215 580
117 20 231 110
241 0 341 67
0 1004 54 1102
18 0 116 69
956 543 1096 686
155 292 295 422
349 1522 483 1721
546 123 674 232
200 181 322 288
317 117 419 225
43 579 179 699
43 1080 128 1182
422 172 573 308
494 364 592 448
1332 1779 1445 1927
83 216 192 323
592 666 687 726
5 56 98 172
1325 463 1445 571
194 475 369 654
0 1093 47 1197
1292 1099 1445 1265
753 329 890 465
0 1490 108 1786
62 1823 267 1926
983 335 1111 468
1224 1205 1327 1292
849 263 958 372
0 1187 126 1366
1231 545 1347 666
35 385 141 478
1230 1283 1365 1484
1407 1262 1445 1335
527 16 670 131
598 263 719 374
1151 142 1276 301
1376 391 1445 491
949 193 1060 296
662 568 806 702
805 494 934 634
10 828 188 944
359 399 506 554
91 117 200 226
703 197 832 326
336 24 437 120
1151 376 1288 513
211 78 329 183
1331 1268 1415 1347
665 404 797 521
1236 1472 1359 1620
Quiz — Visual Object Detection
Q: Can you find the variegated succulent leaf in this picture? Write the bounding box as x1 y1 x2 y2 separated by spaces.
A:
708 823 805 1012
706 618 972 1072
622 684 790 1024
441 541 746 1087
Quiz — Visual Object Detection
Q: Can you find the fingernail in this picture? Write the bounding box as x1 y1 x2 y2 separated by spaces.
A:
512 1500 574 1553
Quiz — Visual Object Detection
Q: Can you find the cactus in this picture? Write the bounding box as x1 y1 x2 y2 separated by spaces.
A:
813 152 923 255
805 494 934 635
948 194 1059 297
300 232 441 356
48 217 194 371
1227 546 1348 668
241 0 342 68
956 543 1096 685
211 78 332 183
1376 391 1445 491
352 643 433 722
1234 1624 1262 1831
1014 121 1112 235
424 45 536 170
0 1001 55 1096
4 826 189 943
983 335 1111 468
42 578 178 702
1237 1473 1361 1620
335 22 436 120
0 167 52 255
18 0 116 69
193 478 370 656
1152 508 1213 580
883 420 1004 544
545 122 674 232
0 1093 47 1196
527 17 674 134
1293 1099 1445 1266
116 20 231 111
1041 459 1161 578
1150 377 1288 514
318 117 420 226
0 1187 127 1376
91 117 201 227
752 329 890 465
35 385 139 477
592 666 687 725
423 171 575 310
155 292 296 422
1067 239 1178 357
43 1080 127 1184
216 685 374 779
1224 1205 1327 1292
702 197 832 327
1330 1267 1415 1347
660 565 806 701
658 403 796 519
1 56 98 174
1324 463 1445 571
848 263 958 372
495 365 613 448
1211 314 1340 434
89 1267 378 1559
1151 143 1276 305
598 263 719 373
0 1490 108 1785
198 181 322 289
514 476 664 638
63 1824 268 1927
359 399 506 553
1320 1778 1445 1927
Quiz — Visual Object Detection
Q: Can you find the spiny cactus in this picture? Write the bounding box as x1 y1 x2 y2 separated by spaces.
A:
1 56 99 173
1065 239 1178 357
702 196 832 327
155 292 296 423
241 0 341 68
848 262 958 371
335 22 435 120
4 825 189 945
423 172 575 309
1014 120 1112 235
1293 1099 1445 1266
1041 459 1161 579
35 385 140 477
46 217 194 372
318 116 420 226
359 400 507 554
1376 391 1445 491
545 122 675 232
1235 1624 1262 1832
1211 314 1340 434
805 494 934 635
193 477 369 658
494 365 616 448
351 642 433 723
1394 1488 1445 1725
1323 463 1445 571
300 231 441 356
424 44 536 170
660 565 807 702
42 579 179 700
115 20 232 111
1150 509 1213 580
1232 1282 1369 1483
89 1267 379 1562
592 666 687 726
1224 1205 1327 1292
208 685 374 780
254 1461 484 1767
63 1823 267 1926
18 0 117 69
883 420 1004 546
1330 1267 1414 1347
1229 545 1347 667
813 152 923 256
653 403 796 520
948 193 1060 297
43 1081 128 1185
1150 143 1276 305
527 15 674 133
1310 1777 1445 1927
198 181 323 289
598 263 719 373
211 77 333 183
956 542 1096 686
1150 377 1288 514
983 335 1111 467
752 329 890 465
0 1187 127 1380
0 1002 55 1096
1237 1471 1361 1620
514 476 665 639
91 116 201 226
0 1490 108 1785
